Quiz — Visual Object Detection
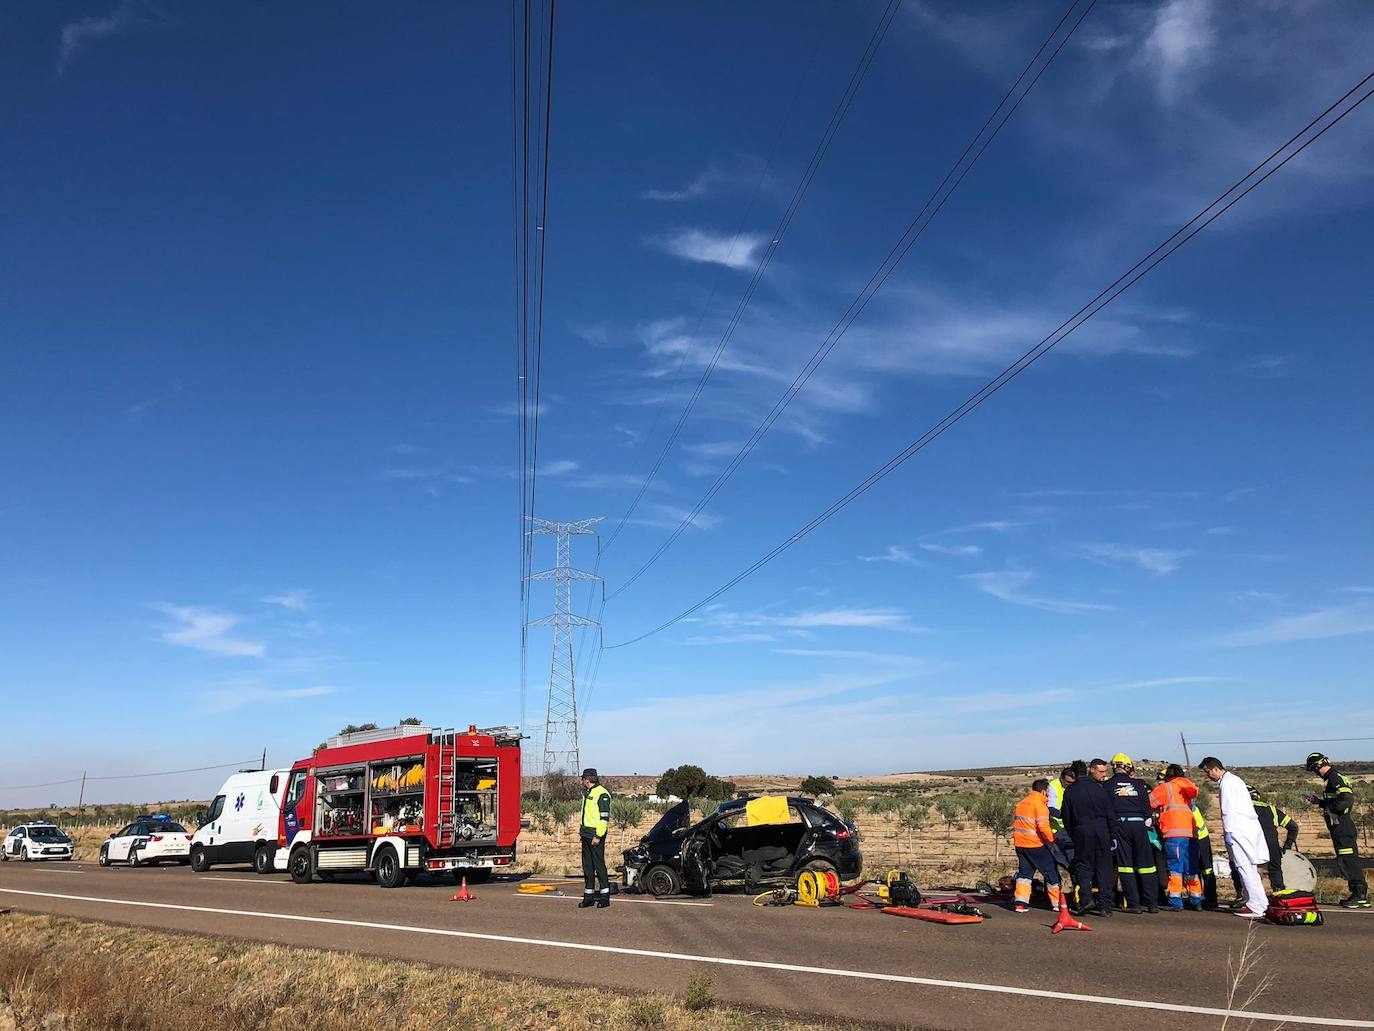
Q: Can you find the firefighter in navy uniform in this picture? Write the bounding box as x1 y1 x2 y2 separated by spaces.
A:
1105 754 1160 913
1249 788 1298 892
1062 758 1115 917
579 768 613 909
1304 753 1369 908
1192 806 1220 910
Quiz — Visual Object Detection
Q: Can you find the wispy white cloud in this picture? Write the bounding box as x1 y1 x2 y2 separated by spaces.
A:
1339 586 1374 595
962 570 1113 614
704 604 921 632
385 443 427 456
629 503 720 532
1079 542 1190 575
682 632 776 646
650 228 767 270
1141 0 1214 105
56 1 147 76
920 542 982 558
1218 604 1374 647
858 545 921 567
153 604 266 658
261 589 311 611
1100 675 1232 691
1204 526 1234 536
540 459 580 477
641 166 723 202
198 682 336 714
938 519 1023 536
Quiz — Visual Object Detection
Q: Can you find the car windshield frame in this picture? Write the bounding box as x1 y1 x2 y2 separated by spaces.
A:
28 828 69 843
141 821 187 834
641 801 691 842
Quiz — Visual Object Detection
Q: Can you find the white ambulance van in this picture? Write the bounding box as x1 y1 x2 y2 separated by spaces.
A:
190 768 291 874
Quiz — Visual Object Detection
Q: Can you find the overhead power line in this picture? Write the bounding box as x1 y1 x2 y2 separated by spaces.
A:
607 69 1374 648
0 759 262 793
1190 737 1374 747
514 0 558 733
607 0 1097 603
600 0 904 554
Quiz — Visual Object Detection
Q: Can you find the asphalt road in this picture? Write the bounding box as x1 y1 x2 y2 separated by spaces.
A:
2 859 1371 1030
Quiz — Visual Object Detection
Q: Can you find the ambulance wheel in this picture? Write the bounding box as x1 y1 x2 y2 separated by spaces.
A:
190 848 211 873
289 847 313 884
643 865 683 898
374 846 405 889
253 845 274 875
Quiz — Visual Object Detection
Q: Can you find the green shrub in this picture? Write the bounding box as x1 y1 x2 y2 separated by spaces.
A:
682 971 714 1012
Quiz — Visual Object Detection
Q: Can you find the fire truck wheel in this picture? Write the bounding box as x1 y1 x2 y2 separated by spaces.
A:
253 845 274 875
289 847 313 884
374 846 405 889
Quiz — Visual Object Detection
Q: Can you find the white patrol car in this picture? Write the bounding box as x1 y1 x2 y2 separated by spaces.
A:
98 815 192 867
2 821 74 861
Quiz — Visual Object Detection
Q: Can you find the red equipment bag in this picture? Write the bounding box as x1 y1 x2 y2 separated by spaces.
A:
1265 889 1322 926
1268 890 1316 909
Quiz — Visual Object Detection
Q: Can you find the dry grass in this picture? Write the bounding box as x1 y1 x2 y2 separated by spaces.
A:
0 913 823 1031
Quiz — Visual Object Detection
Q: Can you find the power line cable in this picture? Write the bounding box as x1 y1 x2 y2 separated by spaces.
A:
1190 737 1374 747
0 760 263 793
600 0 905 553
607 70 1374 648
607 0 1096 602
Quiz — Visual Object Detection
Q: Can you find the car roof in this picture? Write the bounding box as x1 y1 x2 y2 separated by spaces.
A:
714 795 820 813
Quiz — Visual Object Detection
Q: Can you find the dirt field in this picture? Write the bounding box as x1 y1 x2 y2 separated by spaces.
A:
0 911 821 1031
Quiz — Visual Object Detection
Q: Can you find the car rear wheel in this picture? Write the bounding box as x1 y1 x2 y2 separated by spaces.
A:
254 845 274 875
374 846 405 889
643 864 683 898
190 848 211 873
128 848 141 867
289 847 313 884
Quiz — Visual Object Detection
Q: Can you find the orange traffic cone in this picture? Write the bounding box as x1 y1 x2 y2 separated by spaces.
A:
449 876 473 902
1051 901 1090 934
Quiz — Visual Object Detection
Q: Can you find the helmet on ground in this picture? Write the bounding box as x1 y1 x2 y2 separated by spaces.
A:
1304 752 1330 772
1111 752 1132 768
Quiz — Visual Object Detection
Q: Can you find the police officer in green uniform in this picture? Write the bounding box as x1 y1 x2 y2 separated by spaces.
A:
1304 752 1369 909
579 768 613 909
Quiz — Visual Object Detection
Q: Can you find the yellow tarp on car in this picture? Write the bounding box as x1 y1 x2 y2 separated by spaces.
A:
745 795 791 827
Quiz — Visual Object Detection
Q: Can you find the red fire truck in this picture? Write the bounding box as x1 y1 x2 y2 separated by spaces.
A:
275 724 522 888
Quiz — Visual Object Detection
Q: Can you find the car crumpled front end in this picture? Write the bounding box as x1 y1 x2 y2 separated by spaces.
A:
620 842 651 890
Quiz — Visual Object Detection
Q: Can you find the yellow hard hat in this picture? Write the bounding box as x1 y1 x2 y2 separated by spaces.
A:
1112 752 1132 767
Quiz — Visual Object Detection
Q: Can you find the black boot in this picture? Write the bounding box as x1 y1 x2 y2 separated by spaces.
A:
578 892 596 909
596 889 611 908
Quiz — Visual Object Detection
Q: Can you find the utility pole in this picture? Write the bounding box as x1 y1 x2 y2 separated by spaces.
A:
261 748 267 771
526 517 602 788
1180 732 1192 769
77 771 87 808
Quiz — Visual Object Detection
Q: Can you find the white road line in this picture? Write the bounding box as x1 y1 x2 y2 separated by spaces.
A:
1 887 1369 1028
514 892 712 908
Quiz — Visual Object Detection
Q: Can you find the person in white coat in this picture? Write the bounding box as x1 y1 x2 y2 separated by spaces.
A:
1199 756 1269 918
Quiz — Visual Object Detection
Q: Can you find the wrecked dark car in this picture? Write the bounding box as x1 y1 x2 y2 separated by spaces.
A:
621 795 862 897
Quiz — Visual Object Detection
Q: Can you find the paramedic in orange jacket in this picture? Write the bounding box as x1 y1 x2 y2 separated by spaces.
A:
1012 779 1063 914
1150 764 1202 910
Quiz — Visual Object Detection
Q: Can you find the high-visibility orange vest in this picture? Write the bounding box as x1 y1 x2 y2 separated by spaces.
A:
1012 792 1053 849
1150 778 1198 839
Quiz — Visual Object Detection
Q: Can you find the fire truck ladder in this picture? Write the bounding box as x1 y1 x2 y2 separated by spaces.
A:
433 729 459 849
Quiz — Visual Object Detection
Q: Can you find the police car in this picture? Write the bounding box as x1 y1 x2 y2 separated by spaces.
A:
2 821 74 862
98 815 193 867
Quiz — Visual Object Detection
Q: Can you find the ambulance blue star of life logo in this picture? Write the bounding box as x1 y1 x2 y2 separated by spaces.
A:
235 793 246 812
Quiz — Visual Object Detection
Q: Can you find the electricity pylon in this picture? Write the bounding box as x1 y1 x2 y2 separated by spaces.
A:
526 517 602 783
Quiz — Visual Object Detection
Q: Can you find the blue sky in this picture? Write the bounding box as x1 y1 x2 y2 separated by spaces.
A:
3 1 1373 807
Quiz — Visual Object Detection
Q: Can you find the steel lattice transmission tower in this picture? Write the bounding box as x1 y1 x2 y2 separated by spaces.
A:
526 517 602 780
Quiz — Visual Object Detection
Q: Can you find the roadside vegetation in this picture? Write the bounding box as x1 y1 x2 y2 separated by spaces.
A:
0 913 822 1031
7 762 1369 891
